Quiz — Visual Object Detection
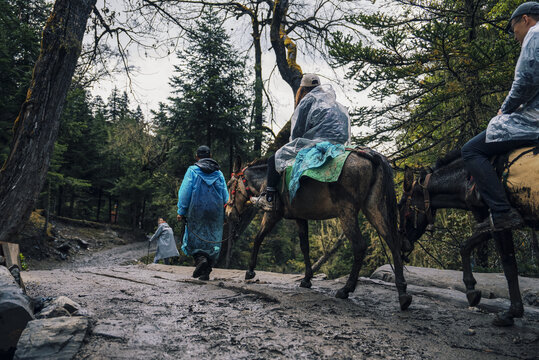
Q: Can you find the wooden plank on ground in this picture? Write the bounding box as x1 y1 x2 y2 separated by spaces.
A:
0 241 21 270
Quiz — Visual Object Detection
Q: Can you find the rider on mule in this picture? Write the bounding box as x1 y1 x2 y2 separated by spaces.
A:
462 2 539 233
252 74 351 210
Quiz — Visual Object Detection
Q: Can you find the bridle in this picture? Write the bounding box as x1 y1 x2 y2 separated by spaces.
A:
225 167 256 218
400 172 435 235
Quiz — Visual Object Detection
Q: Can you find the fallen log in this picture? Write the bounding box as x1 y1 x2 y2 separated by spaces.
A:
0 265 34 357
0 241 25 290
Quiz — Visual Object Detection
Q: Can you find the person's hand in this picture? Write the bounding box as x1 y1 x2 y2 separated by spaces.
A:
497 109 503 116
177 214 184 222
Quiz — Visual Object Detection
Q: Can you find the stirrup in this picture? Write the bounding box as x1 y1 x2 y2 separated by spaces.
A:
251 194 275 212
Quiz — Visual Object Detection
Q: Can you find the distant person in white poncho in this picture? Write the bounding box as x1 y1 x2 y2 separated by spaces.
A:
148 218 179 265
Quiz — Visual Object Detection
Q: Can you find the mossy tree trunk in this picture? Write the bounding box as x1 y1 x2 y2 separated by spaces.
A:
268 0 302 154
0 0 96 244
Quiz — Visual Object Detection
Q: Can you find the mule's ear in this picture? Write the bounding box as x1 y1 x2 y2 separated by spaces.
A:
233 155 242 173
403 166 414 192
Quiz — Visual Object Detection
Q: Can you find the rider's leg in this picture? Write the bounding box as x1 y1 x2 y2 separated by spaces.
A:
461 130 532 230
266 154 279 202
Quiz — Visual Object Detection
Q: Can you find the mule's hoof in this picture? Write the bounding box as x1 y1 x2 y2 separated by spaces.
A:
335 288 349 299
399 294 412 310
245 270 256 280
466 290 482 307
492 311 515 327
300 279 312 288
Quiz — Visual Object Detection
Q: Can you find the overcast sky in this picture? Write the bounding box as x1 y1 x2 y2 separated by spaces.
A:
88 0 378 138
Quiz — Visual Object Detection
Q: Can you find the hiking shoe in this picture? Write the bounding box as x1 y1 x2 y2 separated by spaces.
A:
251 193 275 212
474 208 524 234
192 255 209 278
198 267 211 281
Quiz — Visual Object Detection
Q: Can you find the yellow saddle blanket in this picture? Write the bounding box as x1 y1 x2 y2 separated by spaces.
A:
504 146 539 215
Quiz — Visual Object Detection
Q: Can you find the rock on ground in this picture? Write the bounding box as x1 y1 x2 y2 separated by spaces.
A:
14 316 88 360
35 296 82 319
371 264 539 305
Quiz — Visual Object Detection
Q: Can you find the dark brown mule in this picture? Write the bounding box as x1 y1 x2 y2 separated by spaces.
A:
398 150 539 325
226 150 412 310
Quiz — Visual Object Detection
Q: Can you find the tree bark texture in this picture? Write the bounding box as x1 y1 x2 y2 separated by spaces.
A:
0 0 96 244
253 20 264 157
268 0 302 154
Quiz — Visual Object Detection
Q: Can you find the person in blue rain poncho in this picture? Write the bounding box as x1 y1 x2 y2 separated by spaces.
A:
252 73 351 211
462 2 539 233
148 218 179 265
177 145 229 280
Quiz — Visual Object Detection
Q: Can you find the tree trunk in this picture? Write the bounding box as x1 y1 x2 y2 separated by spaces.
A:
228 141 233 177
311 234 346 274
140 197 146 229
225 225 233 268
42 181 51 239
115 202 119 224
69 190 76 218
96 187 102 222
0 0 97 244
270 0 302 96
56 185 63 216
108 194 112 223
267 0 302 154
253 20 263 156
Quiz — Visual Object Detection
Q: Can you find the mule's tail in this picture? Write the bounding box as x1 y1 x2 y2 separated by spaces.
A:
369 150 401 250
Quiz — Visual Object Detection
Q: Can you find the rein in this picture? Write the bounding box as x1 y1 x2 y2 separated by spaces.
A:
226 167 256 216
400 172 435 234
184 218 237 244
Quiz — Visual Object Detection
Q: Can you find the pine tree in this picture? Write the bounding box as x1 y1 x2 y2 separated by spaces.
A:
328 0 521 164
165 10 251 176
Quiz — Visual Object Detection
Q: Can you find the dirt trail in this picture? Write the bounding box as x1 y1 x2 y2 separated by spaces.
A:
21 244 539 360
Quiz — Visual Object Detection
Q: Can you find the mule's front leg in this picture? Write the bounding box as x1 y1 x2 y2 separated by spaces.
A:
246 212 280 280
492 230 524 327
460 231 491 307
296 219 313 288
336 213 367 299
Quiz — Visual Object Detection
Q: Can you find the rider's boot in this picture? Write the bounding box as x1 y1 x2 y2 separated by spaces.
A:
251 187 277 212
474 208 524 234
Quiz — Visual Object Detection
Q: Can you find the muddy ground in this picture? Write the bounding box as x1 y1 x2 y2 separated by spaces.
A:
20 241 539 360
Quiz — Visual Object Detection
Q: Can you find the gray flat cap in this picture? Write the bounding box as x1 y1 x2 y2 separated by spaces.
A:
507 2 539 32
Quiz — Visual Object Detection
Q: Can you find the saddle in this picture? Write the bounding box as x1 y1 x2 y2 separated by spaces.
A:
465 146 539 212
279 146 375 195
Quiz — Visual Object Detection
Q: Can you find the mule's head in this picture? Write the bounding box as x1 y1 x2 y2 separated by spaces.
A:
398 167 436 249
225 156 254 223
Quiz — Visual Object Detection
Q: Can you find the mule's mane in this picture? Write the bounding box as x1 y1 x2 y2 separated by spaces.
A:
433 149 461 170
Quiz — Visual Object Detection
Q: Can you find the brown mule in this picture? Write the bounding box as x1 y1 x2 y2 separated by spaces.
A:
398 149 539 325
226 150 412 310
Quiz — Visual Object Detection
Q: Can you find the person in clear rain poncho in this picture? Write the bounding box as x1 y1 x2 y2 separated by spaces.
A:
177 146 229 280
462 2 539 233
149 218 179 265
252 73 351 211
